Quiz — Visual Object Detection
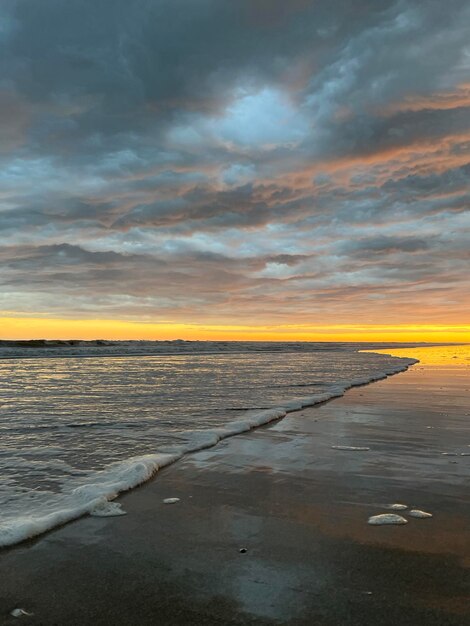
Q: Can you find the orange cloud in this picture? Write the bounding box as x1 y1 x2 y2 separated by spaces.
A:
259 132 470 197
381 83 470 114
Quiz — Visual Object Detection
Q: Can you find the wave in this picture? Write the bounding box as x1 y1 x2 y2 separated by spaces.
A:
0 355 417 549
0 339 433 360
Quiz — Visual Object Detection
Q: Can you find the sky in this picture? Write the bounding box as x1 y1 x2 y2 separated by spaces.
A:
0 0 469 341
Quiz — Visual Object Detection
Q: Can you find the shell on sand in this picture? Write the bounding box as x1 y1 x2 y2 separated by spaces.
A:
408 509 433 518
368 514 408 526
388 503 408 511
163 497 180 504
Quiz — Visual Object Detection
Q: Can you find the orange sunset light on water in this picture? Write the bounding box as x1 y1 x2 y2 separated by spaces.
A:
1 318 469 343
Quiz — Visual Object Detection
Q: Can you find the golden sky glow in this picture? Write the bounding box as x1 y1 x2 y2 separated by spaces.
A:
1 317 469 343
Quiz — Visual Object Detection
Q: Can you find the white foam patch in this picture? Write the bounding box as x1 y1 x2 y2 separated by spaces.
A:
0 355 418 548
0 452 181 547
331 445 370 451
163 498 180 504
388 504 408 510
408 509 433 518
368 514 408 525
10 608 34 618
89 500 127 517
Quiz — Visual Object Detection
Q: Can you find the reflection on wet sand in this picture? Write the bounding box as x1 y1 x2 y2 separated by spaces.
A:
368 343 470 366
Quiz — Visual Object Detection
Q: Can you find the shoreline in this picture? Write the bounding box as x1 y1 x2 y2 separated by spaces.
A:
1 345 469 624
0 352 417 549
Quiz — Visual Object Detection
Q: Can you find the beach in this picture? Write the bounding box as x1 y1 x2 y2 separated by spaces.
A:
0 345 469 625
3 1 469 623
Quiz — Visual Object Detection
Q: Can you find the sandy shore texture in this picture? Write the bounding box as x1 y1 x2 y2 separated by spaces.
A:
0 346 469 625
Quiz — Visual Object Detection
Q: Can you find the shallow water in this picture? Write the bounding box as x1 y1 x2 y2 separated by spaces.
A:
0 345 416 546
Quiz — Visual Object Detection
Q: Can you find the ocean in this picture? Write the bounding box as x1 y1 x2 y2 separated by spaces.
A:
0 342 417 547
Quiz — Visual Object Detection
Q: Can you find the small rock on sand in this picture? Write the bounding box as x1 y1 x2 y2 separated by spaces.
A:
163 497 180 504
388 504 408 511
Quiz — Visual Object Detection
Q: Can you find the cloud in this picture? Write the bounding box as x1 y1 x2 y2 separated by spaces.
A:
0 0 469 328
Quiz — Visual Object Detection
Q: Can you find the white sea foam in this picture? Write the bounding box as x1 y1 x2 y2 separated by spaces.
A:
0 339 427 360
0 452 181 547
0 349 417 548
408 509 433 519
89 501 127 517
368 514 408 525
331 445 370 451
10 608 33 618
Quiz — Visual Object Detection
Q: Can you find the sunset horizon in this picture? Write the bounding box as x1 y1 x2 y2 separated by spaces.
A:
1 2 469 623
1 316 470 343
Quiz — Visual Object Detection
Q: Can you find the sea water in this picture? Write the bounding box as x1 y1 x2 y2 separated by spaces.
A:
0 343 416 546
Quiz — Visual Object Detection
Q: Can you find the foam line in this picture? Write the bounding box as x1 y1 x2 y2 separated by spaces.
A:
0 356 417 548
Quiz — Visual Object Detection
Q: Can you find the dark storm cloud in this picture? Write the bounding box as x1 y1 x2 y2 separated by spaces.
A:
0 0 469 325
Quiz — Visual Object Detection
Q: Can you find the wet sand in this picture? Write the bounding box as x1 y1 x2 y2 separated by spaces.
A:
0 346 469 625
